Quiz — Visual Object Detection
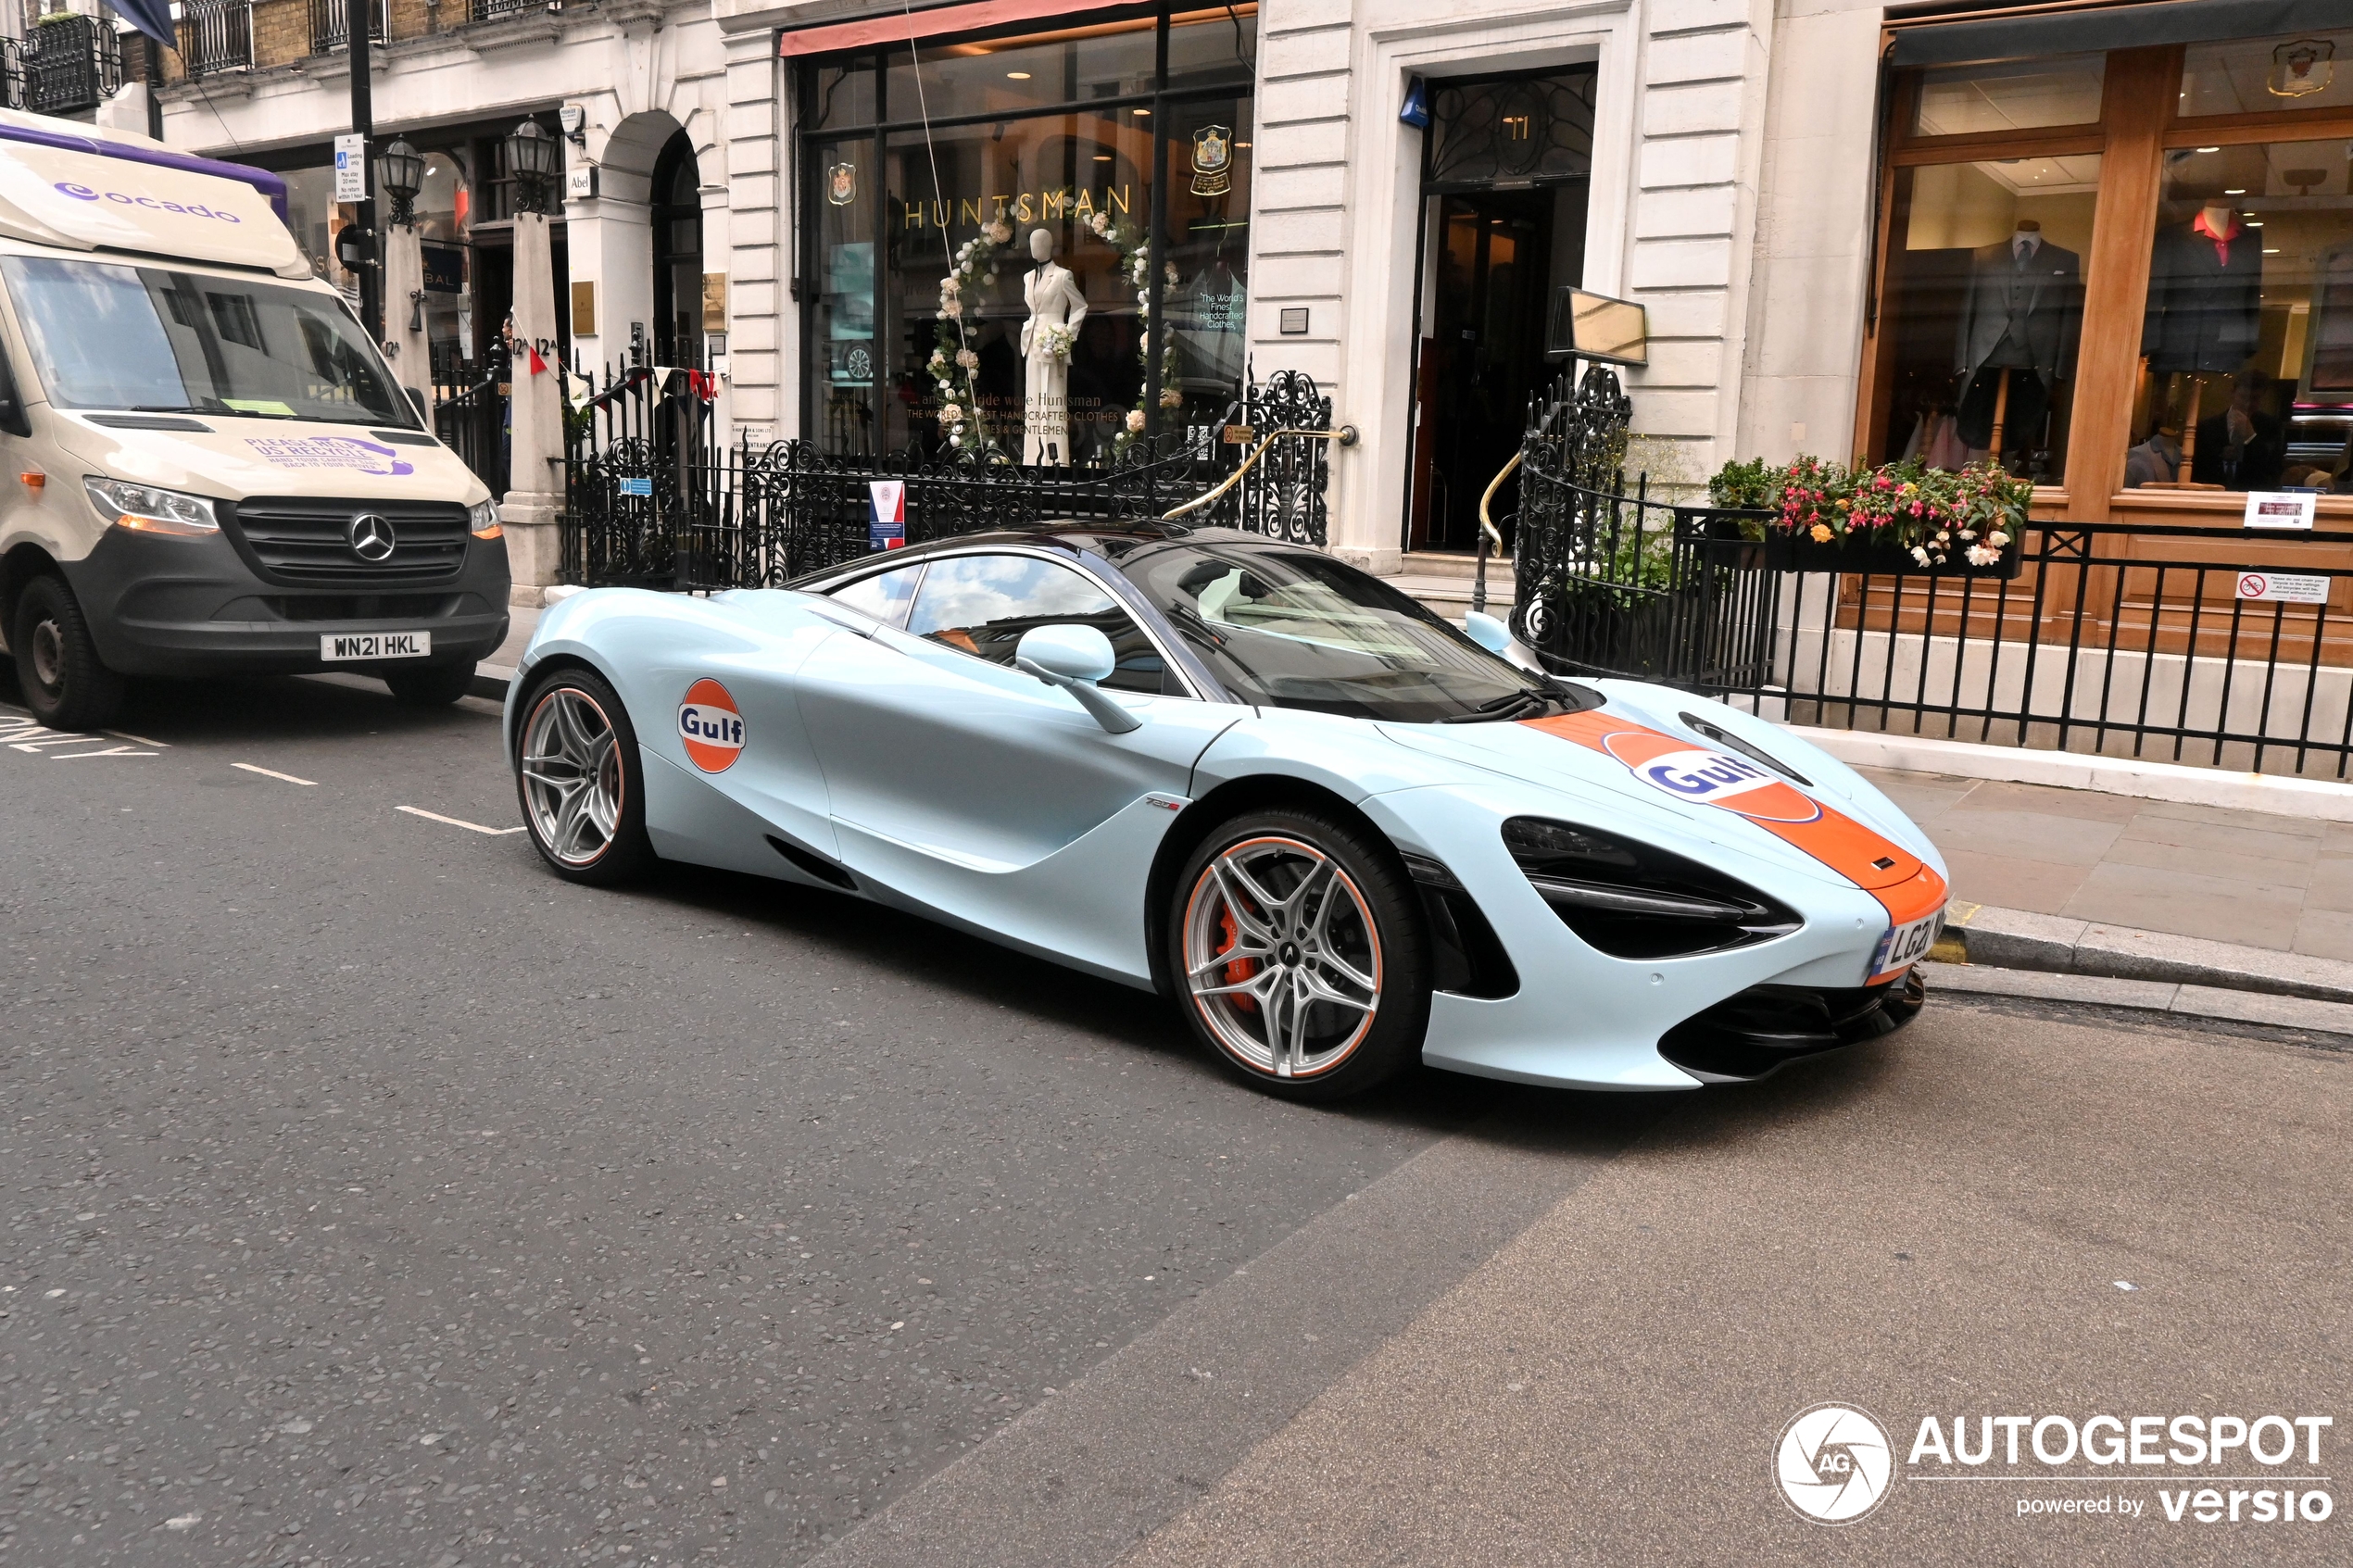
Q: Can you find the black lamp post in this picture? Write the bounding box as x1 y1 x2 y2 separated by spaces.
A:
376 138 423 229
506 121 560 218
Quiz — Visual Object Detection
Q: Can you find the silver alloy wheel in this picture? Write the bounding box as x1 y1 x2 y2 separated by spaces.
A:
29 617 62 692
521 685 623 867
1181 834 1382 1078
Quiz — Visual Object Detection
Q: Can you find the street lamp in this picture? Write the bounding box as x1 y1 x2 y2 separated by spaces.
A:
506 120 560 217
376 137 423 228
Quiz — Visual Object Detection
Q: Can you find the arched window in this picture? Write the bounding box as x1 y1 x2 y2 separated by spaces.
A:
651 132 704 362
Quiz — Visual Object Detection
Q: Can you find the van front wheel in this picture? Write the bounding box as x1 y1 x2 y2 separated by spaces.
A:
12 573 124 732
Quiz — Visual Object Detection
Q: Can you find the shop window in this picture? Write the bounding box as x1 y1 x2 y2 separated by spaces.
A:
812 136 878 454
1426 70 1596 189
2179 31 2353 118
881 19 1160 123
2129 139 2353 494
1908 55 2106 137
1164 6 1256 92
1874 155 2099 482
1161 99 1251 432
808 62 877 132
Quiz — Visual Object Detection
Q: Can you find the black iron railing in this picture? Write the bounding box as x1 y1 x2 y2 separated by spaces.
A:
309 0 386 53
23 14 119 116
468 0 536 20
178 0 252 76
434 351 508 497
1507 365 2353 779
558 366 1339 591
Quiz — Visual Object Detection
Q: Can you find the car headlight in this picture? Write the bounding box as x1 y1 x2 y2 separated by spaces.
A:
467 499 503 540
85 476 219 536
1503 816 1801 960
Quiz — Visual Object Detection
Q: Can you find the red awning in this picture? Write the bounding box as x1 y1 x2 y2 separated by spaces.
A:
778 0 1111 58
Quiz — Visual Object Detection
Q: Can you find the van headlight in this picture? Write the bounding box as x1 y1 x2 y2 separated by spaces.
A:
85 477 219 536
467 499 503 540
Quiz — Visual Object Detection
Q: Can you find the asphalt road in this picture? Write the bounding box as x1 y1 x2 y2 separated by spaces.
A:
1 671 2344 1568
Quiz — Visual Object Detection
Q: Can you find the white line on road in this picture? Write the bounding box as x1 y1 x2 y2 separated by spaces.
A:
105 728 168 748
57 745 157 759
396 805 527 835
232 762 318 785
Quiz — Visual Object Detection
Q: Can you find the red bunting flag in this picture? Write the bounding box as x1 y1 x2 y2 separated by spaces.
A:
525 345 548 376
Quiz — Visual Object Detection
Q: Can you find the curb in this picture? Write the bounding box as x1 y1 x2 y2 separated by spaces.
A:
1922 960 2353 1038
1931 901 2353 1006
1791 724 2353 824
472 663 517 703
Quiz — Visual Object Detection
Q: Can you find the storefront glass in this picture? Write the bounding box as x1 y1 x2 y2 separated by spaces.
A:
799 6 1255 462
2129 139 2353 491
2178 30 2353 118
1877 154 2100 483
1910 55 2105 136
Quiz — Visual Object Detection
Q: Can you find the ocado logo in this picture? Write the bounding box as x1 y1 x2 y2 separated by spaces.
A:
1779 1403 1896 1524
678 679 744 773
53 182 244 222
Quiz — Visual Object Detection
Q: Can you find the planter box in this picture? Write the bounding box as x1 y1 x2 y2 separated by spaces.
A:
1763 531 2023 580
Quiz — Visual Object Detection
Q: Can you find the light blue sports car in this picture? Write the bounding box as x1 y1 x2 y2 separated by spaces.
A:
505 524 1949 1099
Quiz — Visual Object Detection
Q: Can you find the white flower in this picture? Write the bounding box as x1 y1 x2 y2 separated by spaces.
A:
1159 387 1182 408
1165 261 1179 283
1125 409 1146 433
1989 530 2010 547
936 379 951 394
942 300 963 320
1910 546 1930 565
988 221 1012 244
1966 545 1996 566
938 403 963 423
941 277 961 296
955 349 979 370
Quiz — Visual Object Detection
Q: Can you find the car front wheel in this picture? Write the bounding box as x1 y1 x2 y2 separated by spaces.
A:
514 666 655 884
1170 808 1429 1100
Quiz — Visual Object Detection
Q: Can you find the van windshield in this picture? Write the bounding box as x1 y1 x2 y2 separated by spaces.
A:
0 257 412 427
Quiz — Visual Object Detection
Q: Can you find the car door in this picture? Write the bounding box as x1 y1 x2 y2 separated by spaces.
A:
796 548 1241 981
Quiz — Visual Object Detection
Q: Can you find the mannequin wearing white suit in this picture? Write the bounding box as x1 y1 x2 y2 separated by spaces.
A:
1020 228 1088 465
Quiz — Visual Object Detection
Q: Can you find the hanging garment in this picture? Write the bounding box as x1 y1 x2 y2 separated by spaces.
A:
1922 413 1972 472
1954 235 2082 386
2142 220 2264 373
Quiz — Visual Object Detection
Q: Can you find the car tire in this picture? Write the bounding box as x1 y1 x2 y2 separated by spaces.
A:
12 573 125 732
513 666 656 884
1169 807 1430 1100
384 660 477 707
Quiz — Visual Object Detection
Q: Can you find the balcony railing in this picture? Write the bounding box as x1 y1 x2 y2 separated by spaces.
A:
177 0 253 79
309 0 387 54
469 0 538 22
23 13 119 116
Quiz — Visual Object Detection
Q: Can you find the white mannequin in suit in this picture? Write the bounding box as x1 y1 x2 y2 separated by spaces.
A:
1020 228 1088 466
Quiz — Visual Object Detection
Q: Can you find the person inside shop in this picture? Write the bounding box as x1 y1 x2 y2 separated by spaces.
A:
2122 423 2184 488
2190 370 2286 490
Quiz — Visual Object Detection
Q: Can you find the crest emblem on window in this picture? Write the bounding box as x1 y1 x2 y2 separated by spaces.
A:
2270 39 2334 99
827 162 858 206
1191 125 1232 197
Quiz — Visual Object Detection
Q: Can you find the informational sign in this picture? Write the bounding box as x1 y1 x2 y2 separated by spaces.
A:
2235 571 2332 605
868 479 906 550
333 133 367 203
2243 490 2318 530
618 476 653 497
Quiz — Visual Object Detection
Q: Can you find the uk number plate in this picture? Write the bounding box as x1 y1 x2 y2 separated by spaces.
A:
1869 909 1944 983
321 631 432 661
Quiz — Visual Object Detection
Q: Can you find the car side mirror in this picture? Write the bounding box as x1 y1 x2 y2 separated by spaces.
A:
1463 610 1511 654
1014 623 1139 734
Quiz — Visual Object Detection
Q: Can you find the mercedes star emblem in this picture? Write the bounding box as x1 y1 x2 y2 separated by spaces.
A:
347 512 396 563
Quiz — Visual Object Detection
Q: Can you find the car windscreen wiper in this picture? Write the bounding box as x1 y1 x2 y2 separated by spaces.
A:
1441 688 1554 723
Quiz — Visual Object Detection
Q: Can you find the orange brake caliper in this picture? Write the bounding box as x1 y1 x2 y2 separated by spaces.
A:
1218 905 1260 1013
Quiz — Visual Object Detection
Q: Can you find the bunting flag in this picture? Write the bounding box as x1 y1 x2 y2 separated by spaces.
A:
565 372 595 410
525 345 548 377
651 366 682 396
686 370 717 402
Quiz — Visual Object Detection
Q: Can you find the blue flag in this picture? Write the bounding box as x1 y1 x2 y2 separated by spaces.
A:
102 0 176 50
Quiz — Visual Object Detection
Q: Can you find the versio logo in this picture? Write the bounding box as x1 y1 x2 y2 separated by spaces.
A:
1778 1403 1896 1524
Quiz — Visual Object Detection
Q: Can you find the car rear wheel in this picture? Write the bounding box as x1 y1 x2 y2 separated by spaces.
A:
1170 808 1429 1100
384 660 477 707
515 667 654 884
12 573 125 732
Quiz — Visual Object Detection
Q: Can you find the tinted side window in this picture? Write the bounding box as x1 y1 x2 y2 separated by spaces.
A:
905 553 1176 696
827 561 924 627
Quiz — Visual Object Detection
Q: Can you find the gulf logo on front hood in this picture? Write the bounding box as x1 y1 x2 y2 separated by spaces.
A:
678 679 744 772
1599 733 1823 824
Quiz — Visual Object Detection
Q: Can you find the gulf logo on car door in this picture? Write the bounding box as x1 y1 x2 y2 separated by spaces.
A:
678 679 744 772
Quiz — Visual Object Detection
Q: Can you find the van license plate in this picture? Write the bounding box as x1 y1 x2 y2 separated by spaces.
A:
1868 909 1943 984
321 631 432 661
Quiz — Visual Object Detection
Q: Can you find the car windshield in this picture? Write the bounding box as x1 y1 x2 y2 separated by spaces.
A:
1121 540 1593 722
1 257 413 426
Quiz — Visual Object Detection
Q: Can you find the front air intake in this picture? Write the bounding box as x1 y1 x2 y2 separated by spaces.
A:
1502 817 1801 960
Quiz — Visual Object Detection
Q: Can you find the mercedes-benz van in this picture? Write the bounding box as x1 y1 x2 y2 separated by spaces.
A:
0 108 509 730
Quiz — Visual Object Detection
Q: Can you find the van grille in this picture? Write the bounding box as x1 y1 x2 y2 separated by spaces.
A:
224 498 471 584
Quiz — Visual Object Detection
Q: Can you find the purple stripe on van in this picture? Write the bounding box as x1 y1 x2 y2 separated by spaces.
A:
0 121 289 221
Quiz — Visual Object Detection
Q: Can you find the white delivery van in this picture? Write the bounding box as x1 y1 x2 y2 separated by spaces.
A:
0 108 508 730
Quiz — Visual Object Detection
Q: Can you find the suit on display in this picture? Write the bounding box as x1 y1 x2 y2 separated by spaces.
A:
2142 209 2263 374
1952 229 2082 451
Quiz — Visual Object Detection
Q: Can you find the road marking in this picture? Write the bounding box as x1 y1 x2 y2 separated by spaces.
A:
105 728 168 748
397 805 527 835
232 762 318 785
57 745 157 759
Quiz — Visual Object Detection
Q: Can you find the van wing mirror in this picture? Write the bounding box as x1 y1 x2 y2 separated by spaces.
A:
406 386 430 425
0 341 29 438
